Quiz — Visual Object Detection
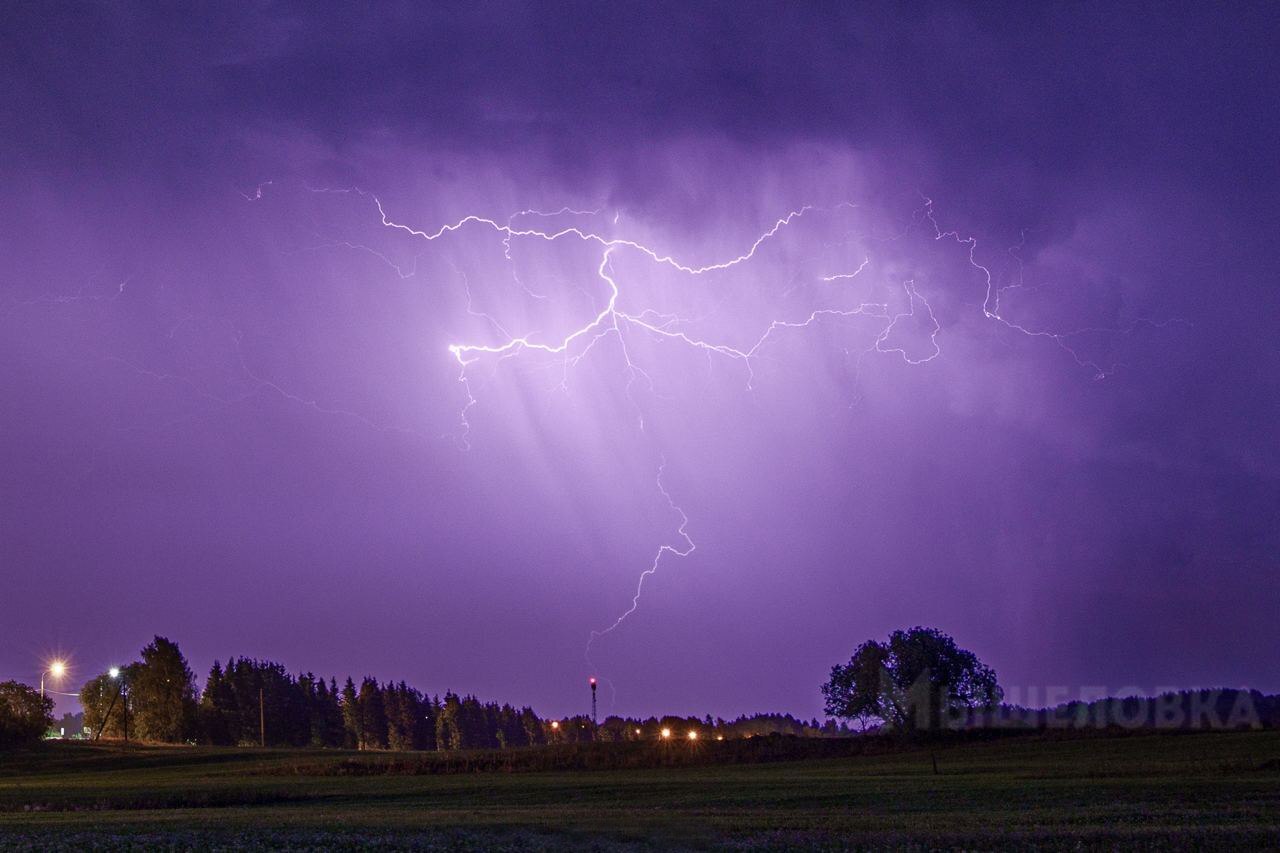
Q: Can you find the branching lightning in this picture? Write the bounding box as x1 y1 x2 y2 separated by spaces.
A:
14 180 1177 698
585 455 694 669
342 186 1159 686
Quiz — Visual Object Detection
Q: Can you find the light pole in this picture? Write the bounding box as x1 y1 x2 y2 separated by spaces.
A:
40 660 67 699
115 669 128 744
588 677 597 727
95 667 128 743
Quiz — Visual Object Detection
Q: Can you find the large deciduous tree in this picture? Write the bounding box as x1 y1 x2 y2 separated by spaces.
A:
0 681 54 748
823 626 1001 733
127 636 197 743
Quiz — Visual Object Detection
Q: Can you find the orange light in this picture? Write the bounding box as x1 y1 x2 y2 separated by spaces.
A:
550 720 560 730
660 727 671 739
687 730 698 740
716 735 724 741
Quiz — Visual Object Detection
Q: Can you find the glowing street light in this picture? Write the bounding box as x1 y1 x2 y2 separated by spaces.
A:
687 730 698 741
40 659 67 698
95 667 128 743
550 720 560 730
660 727 671 739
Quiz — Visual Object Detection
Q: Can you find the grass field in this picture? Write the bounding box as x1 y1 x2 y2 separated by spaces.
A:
1 731 1277 850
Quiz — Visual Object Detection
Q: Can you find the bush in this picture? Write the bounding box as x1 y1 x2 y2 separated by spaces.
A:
0 681 54 748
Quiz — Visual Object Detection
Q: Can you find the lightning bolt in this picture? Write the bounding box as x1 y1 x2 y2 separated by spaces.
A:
585 454 693 672
16 180 1176 700
920 197 1186 379
348 186 1149 693
319 185 1181 696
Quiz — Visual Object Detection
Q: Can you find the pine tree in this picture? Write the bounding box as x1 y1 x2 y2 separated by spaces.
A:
521 707 543 746
198 661 234 745
309 677 333 747
436 692 462 750
357 677 388 750
340 677 360 749
326 678 345 747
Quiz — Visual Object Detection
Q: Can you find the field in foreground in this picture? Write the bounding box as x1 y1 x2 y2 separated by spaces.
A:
0 732 1278 851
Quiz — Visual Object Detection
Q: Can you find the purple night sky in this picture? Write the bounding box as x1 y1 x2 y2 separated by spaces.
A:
3 3 1277 721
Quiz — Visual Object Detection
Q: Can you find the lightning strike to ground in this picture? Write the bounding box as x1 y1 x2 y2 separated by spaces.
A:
329 187 1172 693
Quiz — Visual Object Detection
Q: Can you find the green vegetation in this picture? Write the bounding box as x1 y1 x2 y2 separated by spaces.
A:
1 731 1277 850
0 682 52 749
71 636 846 752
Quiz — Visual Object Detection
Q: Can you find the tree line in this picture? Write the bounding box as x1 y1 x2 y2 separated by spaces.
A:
10 625 1273 752
822 626 1279 734
78 636 852 748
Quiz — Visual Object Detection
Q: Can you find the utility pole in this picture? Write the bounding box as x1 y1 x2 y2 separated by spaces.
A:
259 687 265 747
96 682 121 743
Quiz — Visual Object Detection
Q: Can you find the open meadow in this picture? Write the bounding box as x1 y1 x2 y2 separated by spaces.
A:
1 731 1277 850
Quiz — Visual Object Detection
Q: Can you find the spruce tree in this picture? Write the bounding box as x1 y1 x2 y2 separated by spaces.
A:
358 677 388 750
340 677 361 749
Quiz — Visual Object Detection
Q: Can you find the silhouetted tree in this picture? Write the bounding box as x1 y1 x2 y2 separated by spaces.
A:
324 678 346 746
0 681 54 748
197 661 235 745
304 676 343 747
435 692 462 750
127 636 197 743
520 707 544 746
384 681 420 751
357 677 388 749
340 678 360 749
823 626 1001 734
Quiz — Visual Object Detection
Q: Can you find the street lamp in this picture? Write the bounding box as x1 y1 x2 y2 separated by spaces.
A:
115 667 129 744
94 667 128 743
41 660 67 698
660 727 671 739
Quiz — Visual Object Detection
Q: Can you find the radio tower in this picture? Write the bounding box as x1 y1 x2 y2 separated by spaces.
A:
589 677 598 727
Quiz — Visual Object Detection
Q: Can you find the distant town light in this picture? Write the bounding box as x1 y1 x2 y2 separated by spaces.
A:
660 727 671 739
716 735 725 741
687 730 698 740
